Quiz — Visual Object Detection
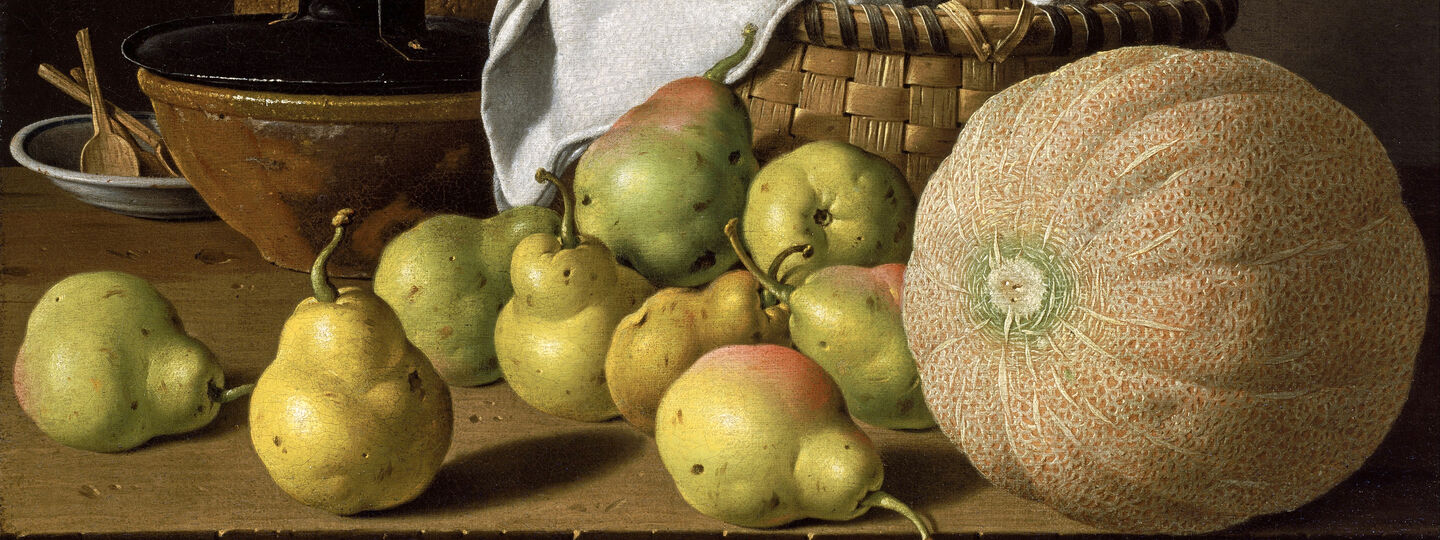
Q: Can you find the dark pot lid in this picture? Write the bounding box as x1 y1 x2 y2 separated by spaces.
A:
123 0 486 95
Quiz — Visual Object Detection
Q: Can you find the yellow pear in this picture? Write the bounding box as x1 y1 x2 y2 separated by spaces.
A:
250 209 453 515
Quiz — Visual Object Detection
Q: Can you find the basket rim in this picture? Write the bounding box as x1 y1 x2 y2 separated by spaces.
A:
777 0 1238 60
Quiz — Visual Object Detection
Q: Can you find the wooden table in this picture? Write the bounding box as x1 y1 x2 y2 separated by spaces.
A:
2 166 1437 538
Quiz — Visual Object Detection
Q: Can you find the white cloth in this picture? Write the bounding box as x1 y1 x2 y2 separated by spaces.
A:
481 0 805 209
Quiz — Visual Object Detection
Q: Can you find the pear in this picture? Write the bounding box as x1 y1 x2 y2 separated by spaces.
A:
605 268 791 434
726 220 935 430
655 344 930 537
572 24 760 287
249 209 453 515
495 169 655 422
741 141 915 286
374 206 561 387
13 271 252 452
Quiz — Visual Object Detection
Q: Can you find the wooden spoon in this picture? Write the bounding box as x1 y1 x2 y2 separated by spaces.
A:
61 66 178 177
75 28 142 177
40 63 181 177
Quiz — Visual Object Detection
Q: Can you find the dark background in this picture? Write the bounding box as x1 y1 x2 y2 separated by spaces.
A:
0 0 1438 533
0 0 234 156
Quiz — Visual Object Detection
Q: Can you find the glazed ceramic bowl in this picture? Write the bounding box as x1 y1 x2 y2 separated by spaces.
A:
9 113 215 220
137 69 495 278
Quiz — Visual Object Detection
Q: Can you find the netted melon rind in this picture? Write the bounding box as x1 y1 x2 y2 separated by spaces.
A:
903 46 1428 534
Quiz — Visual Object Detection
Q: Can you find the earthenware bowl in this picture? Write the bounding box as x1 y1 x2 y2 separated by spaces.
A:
136 69 495 278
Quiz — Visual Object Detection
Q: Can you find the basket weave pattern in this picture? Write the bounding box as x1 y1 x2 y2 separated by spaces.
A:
735 0 1238 194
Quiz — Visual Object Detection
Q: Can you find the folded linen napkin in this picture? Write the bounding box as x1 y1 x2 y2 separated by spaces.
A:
481 0 804 209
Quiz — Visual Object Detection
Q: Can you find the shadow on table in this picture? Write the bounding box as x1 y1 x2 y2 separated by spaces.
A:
396 426 649 516
1232 459 1440 535
878 440 987 510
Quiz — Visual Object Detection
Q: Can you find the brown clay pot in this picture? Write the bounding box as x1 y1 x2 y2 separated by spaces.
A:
137 68 495 278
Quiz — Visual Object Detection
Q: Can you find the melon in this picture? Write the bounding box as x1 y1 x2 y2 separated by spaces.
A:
902 46 1428 534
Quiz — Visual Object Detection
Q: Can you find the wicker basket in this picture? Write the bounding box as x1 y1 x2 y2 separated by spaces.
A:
735 0 1238 194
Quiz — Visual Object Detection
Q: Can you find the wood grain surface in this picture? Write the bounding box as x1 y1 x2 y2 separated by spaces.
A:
1 166 1437 538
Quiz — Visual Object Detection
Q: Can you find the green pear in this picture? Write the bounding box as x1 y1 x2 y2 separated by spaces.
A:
572 25 759 287
374 206 561 386
13 271 252 452
728 220 935 430
742 141 915 285
495 169 655 422
655 344 929 537
250 209 453 515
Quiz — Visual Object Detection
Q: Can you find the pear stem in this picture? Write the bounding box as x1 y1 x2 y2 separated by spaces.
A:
206 381 255 405
219 383 255 404
536 168 580 250
860 490 932 540
311 208 355 303
766 243 814 287
724 218 796 304
704 23 757 82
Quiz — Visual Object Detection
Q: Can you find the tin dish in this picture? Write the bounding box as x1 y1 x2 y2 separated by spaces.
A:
9 113 215 220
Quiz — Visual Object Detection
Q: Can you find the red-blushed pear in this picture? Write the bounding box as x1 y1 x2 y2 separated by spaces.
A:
572 24 760 287
655 343 930 537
